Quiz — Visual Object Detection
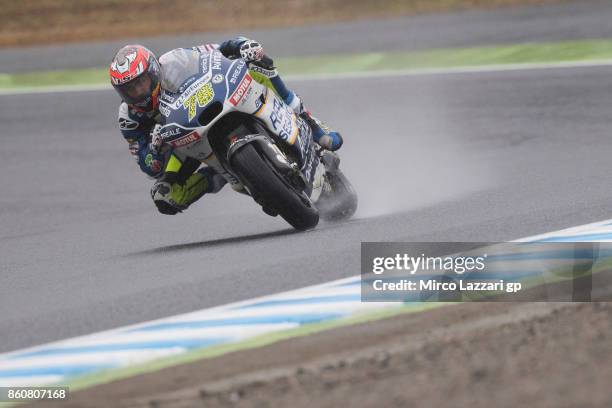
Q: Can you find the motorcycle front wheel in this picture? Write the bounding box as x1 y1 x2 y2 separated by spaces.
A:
230 143 319 231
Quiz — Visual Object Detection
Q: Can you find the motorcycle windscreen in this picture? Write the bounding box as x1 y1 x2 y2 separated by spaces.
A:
159 49 202 93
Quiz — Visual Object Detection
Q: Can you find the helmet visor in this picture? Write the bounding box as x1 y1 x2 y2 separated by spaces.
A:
115 73 153 105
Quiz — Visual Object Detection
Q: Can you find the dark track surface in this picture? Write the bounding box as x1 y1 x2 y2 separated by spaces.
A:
3 0 612 352
1 0 612 72
2 64 612 352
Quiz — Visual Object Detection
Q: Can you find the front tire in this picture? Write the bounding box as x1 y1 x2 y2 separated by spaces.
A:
230 143 319 231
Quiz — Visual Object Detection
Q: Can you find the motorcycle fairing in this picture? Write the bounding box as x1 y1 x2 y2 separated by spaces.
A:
157 49 319 186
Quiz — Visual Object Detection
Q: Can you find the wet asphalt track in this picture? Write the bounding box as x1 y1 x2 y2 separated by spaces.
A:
3 1 612 352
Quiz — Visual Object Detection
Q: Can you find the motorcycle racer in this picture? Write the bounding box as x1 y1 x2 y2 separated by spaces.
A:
110 38 343 215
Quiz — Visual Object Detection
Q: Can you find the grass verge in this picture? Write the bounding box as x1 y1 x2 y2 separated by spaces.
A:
3 39 612 90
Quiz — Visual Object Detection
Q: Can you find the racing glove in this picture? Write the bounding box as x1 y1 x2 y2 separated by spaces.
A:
240 40 275 71
239 40 265 63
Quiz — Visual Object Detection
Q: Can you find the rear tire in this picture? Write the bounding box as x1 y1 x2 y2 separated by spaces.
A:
318 169 358 222
231 143 319 231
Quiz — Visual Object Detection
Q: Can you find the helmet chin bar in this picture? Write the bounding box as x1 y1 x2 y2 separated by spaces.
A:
122 75 160 113
134 96 152 108
133 82 161 112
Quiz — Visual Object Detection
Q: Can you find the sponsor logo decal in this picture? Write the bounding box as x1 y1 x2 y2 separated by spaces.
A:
170 131 201 148
230 60 246 84
160 91 175 103
212 51 222 70
248 64 277 79
160 127 182 139
268 97 295 142
159 103 171 117
229 73 252 106
178 77 197 94
200 54 210 74
254 93 264 110
171 75 211 108
119 117 139 130
212 74 224 84
182 82 215 121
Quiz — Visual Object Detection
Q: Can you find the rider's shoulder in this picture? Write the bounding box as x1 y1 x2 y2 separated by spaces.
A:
118 102 132 118
118 105 141 133
118 102 142 119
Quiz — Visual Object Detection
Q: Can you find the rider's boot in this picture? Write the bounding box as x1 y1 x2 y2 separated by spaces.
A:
299 110 343 151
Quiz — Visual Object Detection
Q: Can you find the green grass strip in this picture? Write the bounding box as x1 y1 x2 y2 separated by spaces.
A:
0 67 106 89
278 39 612 75
3 39 612 90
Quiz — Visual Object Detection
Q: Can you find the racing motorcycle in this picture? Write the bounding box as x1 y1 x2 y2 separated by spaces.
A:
156 49 357 230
